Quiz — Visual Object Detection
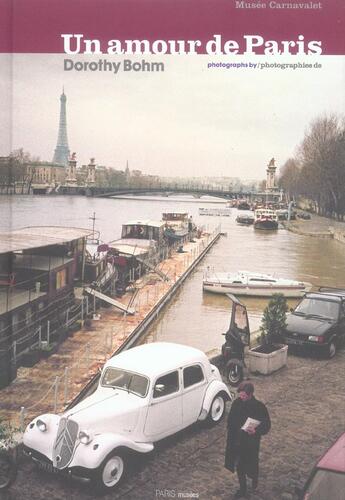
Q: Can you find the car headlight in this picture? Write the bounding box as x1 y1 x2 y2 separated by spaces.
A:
36 419 47 432
78 430 93 445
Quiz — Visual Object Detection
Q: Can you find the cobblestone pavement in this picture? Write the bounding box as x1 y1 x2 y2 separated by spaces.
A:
4 349 345 500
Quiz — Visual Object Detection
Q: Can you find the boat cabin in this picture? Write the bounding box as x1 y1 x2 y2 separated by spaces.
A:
162 212 189 223
0 226 93 388
121 220 164 242
254 209 278 221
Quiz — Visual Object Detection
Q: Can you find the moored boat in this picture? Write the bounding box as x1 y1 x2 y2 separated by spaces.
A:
203 270 312 297
162 212 191 243
253 209 278 230
237 201 251 210
108 219 171 294
236 214 254 225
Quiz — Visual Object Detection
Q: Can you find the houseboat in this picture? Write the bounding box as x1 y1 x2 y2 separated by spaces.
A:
162 212 191 244
0 226 95 388
236 214 254 225
108 220 167 294
253 209 278 230
203 270 312 297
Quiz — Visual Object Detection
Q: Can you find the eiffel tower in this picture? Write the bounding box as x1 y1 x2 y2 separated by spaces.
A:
52 88 70 166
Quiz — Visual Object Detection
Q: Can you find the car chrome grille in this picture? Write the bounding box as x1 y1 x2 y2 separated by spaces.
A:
52 417 79 469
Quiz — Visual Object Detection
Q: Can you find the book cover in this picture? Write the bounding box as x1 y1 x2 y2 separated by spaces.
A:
0 1 344 498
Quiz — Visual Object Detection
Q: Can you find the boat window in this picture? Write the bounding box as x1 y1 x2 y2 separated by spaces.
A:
249 278 276 283
153 371 179 398
183 365 204 388
56 268 68 289
101 367 149 397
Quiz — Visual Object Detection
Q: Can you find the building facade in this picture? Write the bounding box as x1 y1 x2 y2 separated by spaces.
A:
26 162 66 185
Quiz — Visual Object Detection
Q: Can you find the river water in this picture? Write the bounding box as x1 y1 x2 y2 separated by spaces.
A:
2 194 345 353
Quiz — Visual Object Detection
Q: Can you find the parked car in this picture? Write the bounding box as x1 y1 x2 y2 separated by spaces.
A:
283 288 345 358
23 342 231 490
296 432 345 499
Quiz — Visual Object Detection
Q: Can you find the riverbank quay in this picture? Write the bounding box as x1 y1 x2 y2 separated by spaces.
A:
6 349 345 500
283 211 345 242
0 228 220 427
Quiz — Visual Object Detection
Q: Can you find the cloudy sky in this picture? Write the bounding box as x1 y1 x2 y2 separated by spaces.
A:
1 53 344 180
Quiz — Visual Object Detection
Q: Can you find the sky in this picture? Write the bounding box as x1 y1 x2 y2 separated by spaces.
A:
1 53 344 180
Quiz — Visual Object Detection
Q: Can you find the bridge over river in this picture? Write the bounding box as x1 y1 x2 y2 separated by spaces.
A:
57 184 262 200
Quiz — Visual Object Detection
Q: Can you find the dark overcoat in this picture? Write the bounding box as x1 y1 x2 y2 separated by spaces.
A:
224 396 271 478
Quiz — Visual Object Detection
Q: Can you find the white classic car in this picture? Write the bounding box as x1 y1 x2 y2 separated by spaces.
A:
23 342 232 490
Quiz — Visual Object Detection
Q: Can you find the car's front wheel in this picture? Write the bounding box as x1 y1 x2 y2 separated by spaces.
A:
96 449 126 490
207 394 226 425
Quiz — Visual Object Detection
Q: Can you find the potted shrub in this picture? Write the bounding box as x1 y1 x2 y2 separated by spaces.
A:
248 293 289 375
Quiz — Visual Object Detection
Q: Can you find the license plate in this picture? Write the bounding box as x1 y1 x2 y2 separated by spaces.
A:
287 338 304 345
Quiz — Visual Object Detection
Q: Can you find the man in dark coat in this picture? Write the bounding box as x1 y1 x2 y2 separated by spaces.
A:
225 382 271 499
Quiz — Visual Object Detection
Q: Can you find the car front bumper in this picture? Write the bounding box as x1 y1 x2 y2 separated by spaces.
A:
23 445 93 482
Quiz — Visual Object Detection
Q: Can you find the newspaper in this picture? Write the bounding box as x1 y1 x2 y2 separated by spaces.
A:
241 418 261 432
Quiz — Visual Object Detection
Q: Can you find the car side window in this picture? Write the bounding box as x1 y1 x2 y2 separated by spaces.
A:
153 371 179 398
183 365 204 388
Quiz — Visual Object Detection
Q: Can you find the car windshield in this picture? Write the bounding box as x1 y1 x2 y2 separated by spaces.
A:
294 298 339 320
304 470 345 499
101 367 149 397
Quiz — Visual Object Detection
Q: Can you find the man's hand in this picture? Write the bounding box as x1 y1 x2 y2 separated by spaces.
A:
245 425 256 435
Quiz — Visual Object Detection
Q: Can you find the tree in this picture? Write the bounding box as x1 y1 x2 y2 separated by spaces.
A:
260 294 288 346
279 158 301 202
298 115 345 218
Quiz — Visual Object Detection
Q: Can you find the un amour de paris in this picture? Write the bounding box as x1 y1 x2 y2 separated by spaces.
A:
61 34 322 56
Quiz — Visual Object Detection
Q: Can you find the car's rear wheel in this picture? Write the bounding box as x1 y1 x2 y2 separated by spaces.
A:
95 449 126 491
207 394 226 425
327 341 336 359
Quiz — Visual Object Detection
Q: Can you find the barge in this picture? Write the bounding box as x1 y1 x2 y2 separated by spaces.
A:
253 209 278 230
162 211 191 244
0 226 118 388
108 220 168 295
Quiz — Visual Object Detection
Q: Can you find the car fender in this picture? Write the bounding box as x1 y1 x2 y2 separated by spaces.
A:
198 381 232 421
23 413 61 461
69 432 154 470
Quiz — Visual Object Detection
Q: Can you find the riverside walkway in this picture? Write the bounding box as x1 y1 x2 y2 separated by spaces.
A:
285 211 345 241
0 229 220 427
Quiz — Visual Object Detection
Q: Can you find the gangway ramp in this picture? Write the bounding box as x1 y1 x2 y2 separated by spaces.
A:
84 287 135 315
136 257 170 282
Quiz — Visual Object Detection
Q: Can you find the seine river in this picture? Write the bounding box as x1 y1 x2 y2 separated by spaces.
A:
2 194 345 353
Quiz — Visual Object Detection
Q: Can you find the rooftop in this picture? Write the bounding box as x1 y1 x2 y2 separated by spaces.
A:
0 226 94 255
104 342 209 377
123 220 164 228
